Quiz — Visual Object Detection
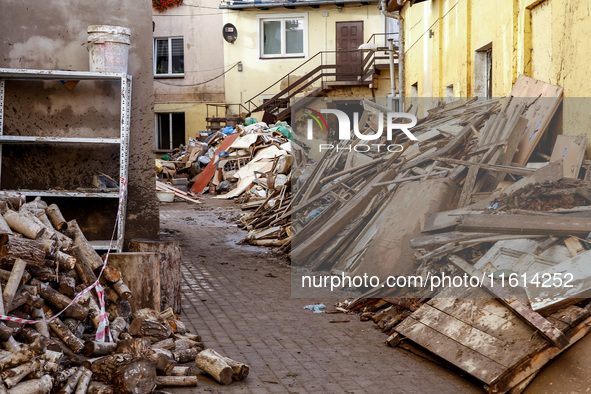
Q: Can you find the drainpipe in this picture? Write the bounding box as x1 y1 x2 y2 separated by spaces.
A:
381 0 404 112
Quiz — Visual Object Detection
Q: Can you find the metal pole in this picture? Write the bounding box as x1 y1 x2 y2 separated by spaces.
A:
388 38 396 110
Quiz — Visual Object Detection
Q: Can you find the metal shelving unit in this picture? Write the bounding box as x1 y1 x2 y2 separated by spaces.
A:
0 68 131 252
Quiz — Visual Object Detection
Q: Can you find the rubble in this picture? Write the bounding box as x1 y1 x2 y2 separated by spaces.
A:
0 195 248 392
294 76 591 392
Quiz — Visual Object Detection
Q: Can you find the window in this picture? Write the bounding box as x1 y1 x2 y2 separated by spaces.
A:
446 84 454 103
154 37 184 76
474 43 492 99
258 14 307 58
155 113 185 151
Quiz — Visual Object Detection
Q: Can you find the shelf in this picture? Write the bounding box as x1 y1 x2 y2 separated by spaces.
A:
0 68 127 81
0 67 131 252
8 190 120 198
0 136 121 144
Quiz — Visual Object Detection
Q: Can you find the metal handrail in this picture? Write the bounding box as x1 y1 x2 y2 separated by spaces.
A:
244 32 400 116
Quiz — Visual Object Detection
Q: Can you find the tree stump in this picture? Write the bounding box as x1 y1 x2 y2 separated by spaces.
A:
129 239 182 313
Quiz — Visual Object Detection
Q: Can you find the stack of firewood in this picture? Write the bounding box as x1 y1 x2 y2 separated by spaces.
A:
0 194 248 393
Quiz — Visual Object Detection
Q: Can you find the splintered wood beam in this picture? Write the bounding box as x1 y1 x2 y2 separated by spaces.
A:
447 255 569 349
457 214 591 237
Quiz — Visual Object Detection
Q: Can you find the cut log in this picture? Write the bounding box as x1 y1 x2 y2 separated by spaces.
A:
0 324 13 342
156 375 198 387
83 341 117 357
146 352 176 376
42 349 63 364
111 280 132 301
59 367 83 394
2 211 45 240
41 238 58 258
58 276 76 297
46 204 68 231
0 236 45 267
87 381 113 394
160 308 174 320
31 308 50 338
129 239 182 313
194 348 233 385
109 317 126 341
71 247 98 286
107 253 158 312
0 216 12 235
172 347 201 363
47 314 85 354
56 252 76 271
89 354 157 394
38 283 89 321
67 221 103 270
1 359 43 388
6 375 52 394
220 355 249 381
170 366 190 376
2 259 27 312
74 367 92 394
102 266 120 284
129 319 172 341
0 338 45 372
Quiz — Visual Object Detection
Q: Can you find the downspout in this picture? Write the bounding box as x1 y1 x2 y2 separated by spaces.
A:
381 0 404 112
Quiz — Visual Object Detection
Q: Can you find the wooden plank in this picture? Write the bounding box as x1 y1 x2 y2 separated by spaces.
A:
550 135 587 179
411 303 528 368
395 317 508 384
564 236 585 257
507 76 563 165
190 134 240 194
448 255 569 349
435 157 534 176
409 232 496 249
457 213 591 237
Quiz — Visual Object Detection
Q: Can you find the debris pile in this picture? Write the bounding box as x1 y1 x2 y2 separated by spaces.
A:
294 76 591 392
0 195 248 392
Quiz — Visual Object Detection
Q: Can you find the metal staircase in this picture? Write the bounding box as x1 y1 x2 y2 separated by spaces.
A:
244 33 398 121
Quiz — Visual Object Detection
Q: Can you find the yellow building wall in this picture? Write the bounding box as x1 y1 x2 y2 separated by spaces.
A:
154 102 224 146
222 6 386 113
401 0 591 153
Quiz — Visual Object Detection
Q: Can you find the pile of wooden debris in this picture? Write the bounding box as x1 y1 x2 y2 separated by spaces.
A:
0 195 247 392
294 76 591 392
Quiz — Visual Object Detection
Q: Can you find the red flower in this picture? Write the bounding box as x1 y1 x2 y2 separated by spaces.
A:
153 0 183 13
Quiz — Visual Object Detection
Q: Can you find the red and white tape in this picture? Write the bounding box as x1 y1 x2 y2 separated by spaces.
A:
0 177 128 343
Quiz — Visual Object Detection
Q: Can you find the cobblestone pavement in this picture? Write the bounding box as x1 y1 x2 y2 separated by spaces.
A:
161 200 481 394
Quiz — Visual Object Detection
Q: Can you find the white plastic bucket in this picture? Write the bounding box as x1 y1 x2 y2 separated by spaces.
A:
87 25 131 73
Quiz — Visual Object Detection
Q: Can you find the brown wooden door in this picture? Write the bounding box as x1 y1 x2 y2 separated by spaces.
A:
336 21 363 81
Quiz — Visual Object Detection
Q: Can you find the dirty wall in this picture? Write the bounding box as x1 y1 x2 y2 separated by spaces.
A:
0 0 158 240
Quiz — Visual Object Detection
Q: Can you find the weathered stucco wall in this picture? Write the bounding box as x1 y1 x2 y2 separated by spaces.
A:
153 0 226 141
401 0 591 153
0 0 158 241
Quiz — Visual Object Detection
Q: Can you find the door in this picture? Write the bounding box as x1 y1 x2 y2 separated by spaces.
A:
336 21 363 81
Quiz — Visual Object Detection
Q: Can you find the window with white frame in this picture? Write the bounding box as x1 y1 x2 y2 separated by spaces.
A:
154 37 184 76
258 14 307 58
155 113 185 151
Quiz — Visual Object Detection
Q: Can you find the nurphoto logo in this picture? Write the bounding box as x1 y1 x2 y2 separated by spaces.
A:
303 107 418 153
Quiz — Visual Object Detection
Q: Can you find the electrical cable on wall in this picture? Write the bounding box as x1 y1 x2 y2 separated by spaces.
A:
155 62 240 87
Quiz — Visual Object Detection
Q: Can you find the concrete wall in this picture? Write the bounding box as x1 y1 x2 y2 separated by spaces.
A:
400 0 591 152
153 0 225 144
0 0 158 241
222 5 388 111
